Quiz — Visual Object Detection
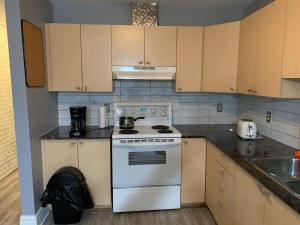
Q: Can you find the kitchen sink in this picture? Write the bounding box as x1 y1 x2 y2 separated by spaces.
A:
251 158 300 178
285 180 300 196
249 157 300 199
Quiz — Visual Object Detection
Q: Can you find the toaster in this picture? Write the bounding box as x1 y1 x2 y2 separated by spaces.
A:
237 119 257 140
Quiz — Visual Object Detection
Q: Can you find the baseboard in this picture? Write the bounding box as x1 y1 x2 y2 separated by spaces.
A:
20 207 49 225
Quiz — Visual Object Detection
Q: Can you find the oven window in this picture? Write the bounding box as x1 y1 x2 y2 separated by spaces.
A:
128 151 166 165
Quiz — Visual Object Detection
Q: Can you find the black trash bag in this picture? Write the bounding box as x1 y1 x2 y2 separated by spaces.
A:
40 167 94 224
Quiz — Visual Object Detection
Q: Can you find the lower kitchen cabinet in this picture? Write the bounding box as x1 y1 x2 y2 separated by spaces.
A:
78 139 111 206
264 194 300 225
41 139 111 207
234 167 265 225
41 140 78 187
235 166 300 225
181 138 206 204
206 141 235 225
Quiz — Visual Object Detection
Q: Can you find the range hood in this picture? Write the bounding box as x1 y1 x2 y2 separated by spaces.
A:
112 66 176 80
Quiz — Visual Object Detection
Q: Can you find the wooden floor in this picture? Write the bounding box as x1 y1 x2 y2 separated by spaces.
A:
45 207 217 225
0 170 21 225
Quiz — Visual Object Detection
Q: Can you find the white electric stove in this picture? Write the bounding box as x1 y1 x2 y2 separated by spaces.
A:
112 102 182 213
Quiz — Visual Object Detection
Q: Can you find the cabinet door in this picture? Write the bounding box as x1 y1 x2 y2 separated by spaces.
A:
206 143 222 222
78 139 111 206
46 24 82 92
220 168 235 225
181 138 206 204
234 167 265 225
264 194 300 225
145 26 177 67
112 25 144 66
42 140 78 187
237 11 259 94
202 21 240 93
254 0 287 97
81 25 112 92
176 27 203 92
282 0 300 78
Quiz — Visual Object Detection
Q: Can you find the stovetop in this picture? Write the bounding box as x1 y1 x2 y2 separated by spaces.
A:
112 125 182 139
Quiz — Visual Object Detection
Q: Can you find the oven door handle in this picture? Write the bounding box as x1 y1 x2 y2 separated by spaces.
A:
112 142 181 147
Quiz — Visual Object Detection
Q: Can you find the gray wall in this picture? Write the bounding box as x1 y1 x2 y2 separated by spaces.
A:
5 0 57 216
52 1 244 25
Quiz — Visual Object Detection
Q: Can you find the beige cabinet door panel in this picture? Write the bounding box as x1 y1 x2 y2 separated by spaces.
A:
264 194 300 225
42 140 78 188
112 25 144 66
181 138 206 204
254 0 287 97
234 167 265 225
206 142 222 222
81 25 112 92
145 26 177 67
220 168 235 225
282 0 300 78
78 140 111 206
237 11 259 94
176 27 203 92
46 24 82 92
202 21 240 93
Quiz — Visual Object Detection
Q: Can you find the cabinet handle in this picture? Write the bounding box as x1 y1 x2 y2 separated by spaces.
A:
218 170 224 177
183 141 188 145
145 61 151 65
78 141 84 145
230 87 235 92
70 142 76 146
85 86 87 91
138 61 144 65
252 90 257 94
76 86 81 91
177 88 182 91
257 183 269 196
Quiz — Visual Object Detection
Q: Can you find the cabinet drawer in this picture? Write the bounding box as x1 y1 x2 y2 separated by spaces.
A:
207 141 235 177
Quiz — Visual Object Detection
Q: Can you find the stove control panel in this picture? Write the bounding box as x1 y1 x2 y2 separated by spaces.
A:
114 102 172 127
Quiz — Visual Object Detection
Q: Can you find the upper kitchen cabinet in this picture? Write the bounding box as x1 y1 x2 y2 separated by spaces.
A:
202 21 240 93
46 24 82 92
81 25 112 92
111 25 144 66
111 25 177 67
254 0 287 98
176 26 203 92
237 10 259 95
282 0 300 78
46 23 113 92
144 26 177 67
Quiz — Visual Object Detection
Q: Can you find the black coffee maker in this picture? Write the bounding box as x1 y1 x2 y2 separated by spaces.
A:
69 106 87 137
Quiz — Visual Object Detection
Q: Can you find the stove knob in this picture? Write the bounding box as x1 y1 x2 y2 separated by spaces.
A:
161 106 167 111
151 108 157 114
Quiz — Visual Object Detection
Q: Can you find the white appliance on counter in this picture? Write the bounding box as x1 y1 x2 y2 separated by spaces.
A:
237 119 257 140
112 102 182 213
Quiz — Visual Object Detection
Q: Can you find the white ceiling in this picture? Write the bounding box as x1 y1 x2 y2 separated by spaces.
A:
50 0 258 10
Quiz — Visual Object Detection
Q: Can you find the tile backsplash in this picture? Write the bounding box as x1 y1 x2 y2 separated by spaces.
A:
238 94 300 149
58 80 238 126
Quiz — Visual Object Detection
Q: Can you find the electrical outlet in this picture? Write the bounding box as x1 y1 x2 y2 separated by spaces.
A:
217 103 223 112
266 111 271 123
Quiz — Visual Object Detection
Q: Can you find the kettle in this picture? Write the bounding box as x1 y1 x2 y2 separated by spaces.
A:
237 119 257 140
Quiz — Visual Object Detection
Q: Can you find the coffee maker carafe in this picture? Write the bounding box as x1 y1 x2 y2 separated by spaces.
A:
69 106 87 137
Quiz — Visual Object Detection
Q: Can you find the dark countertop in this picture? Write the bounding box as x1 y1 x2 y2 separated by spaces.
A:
40 126 114 140
175 124 300 214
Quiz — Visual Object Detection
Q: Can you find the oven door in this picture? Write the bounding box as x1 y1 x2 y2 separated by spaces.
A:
112 140 181 188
